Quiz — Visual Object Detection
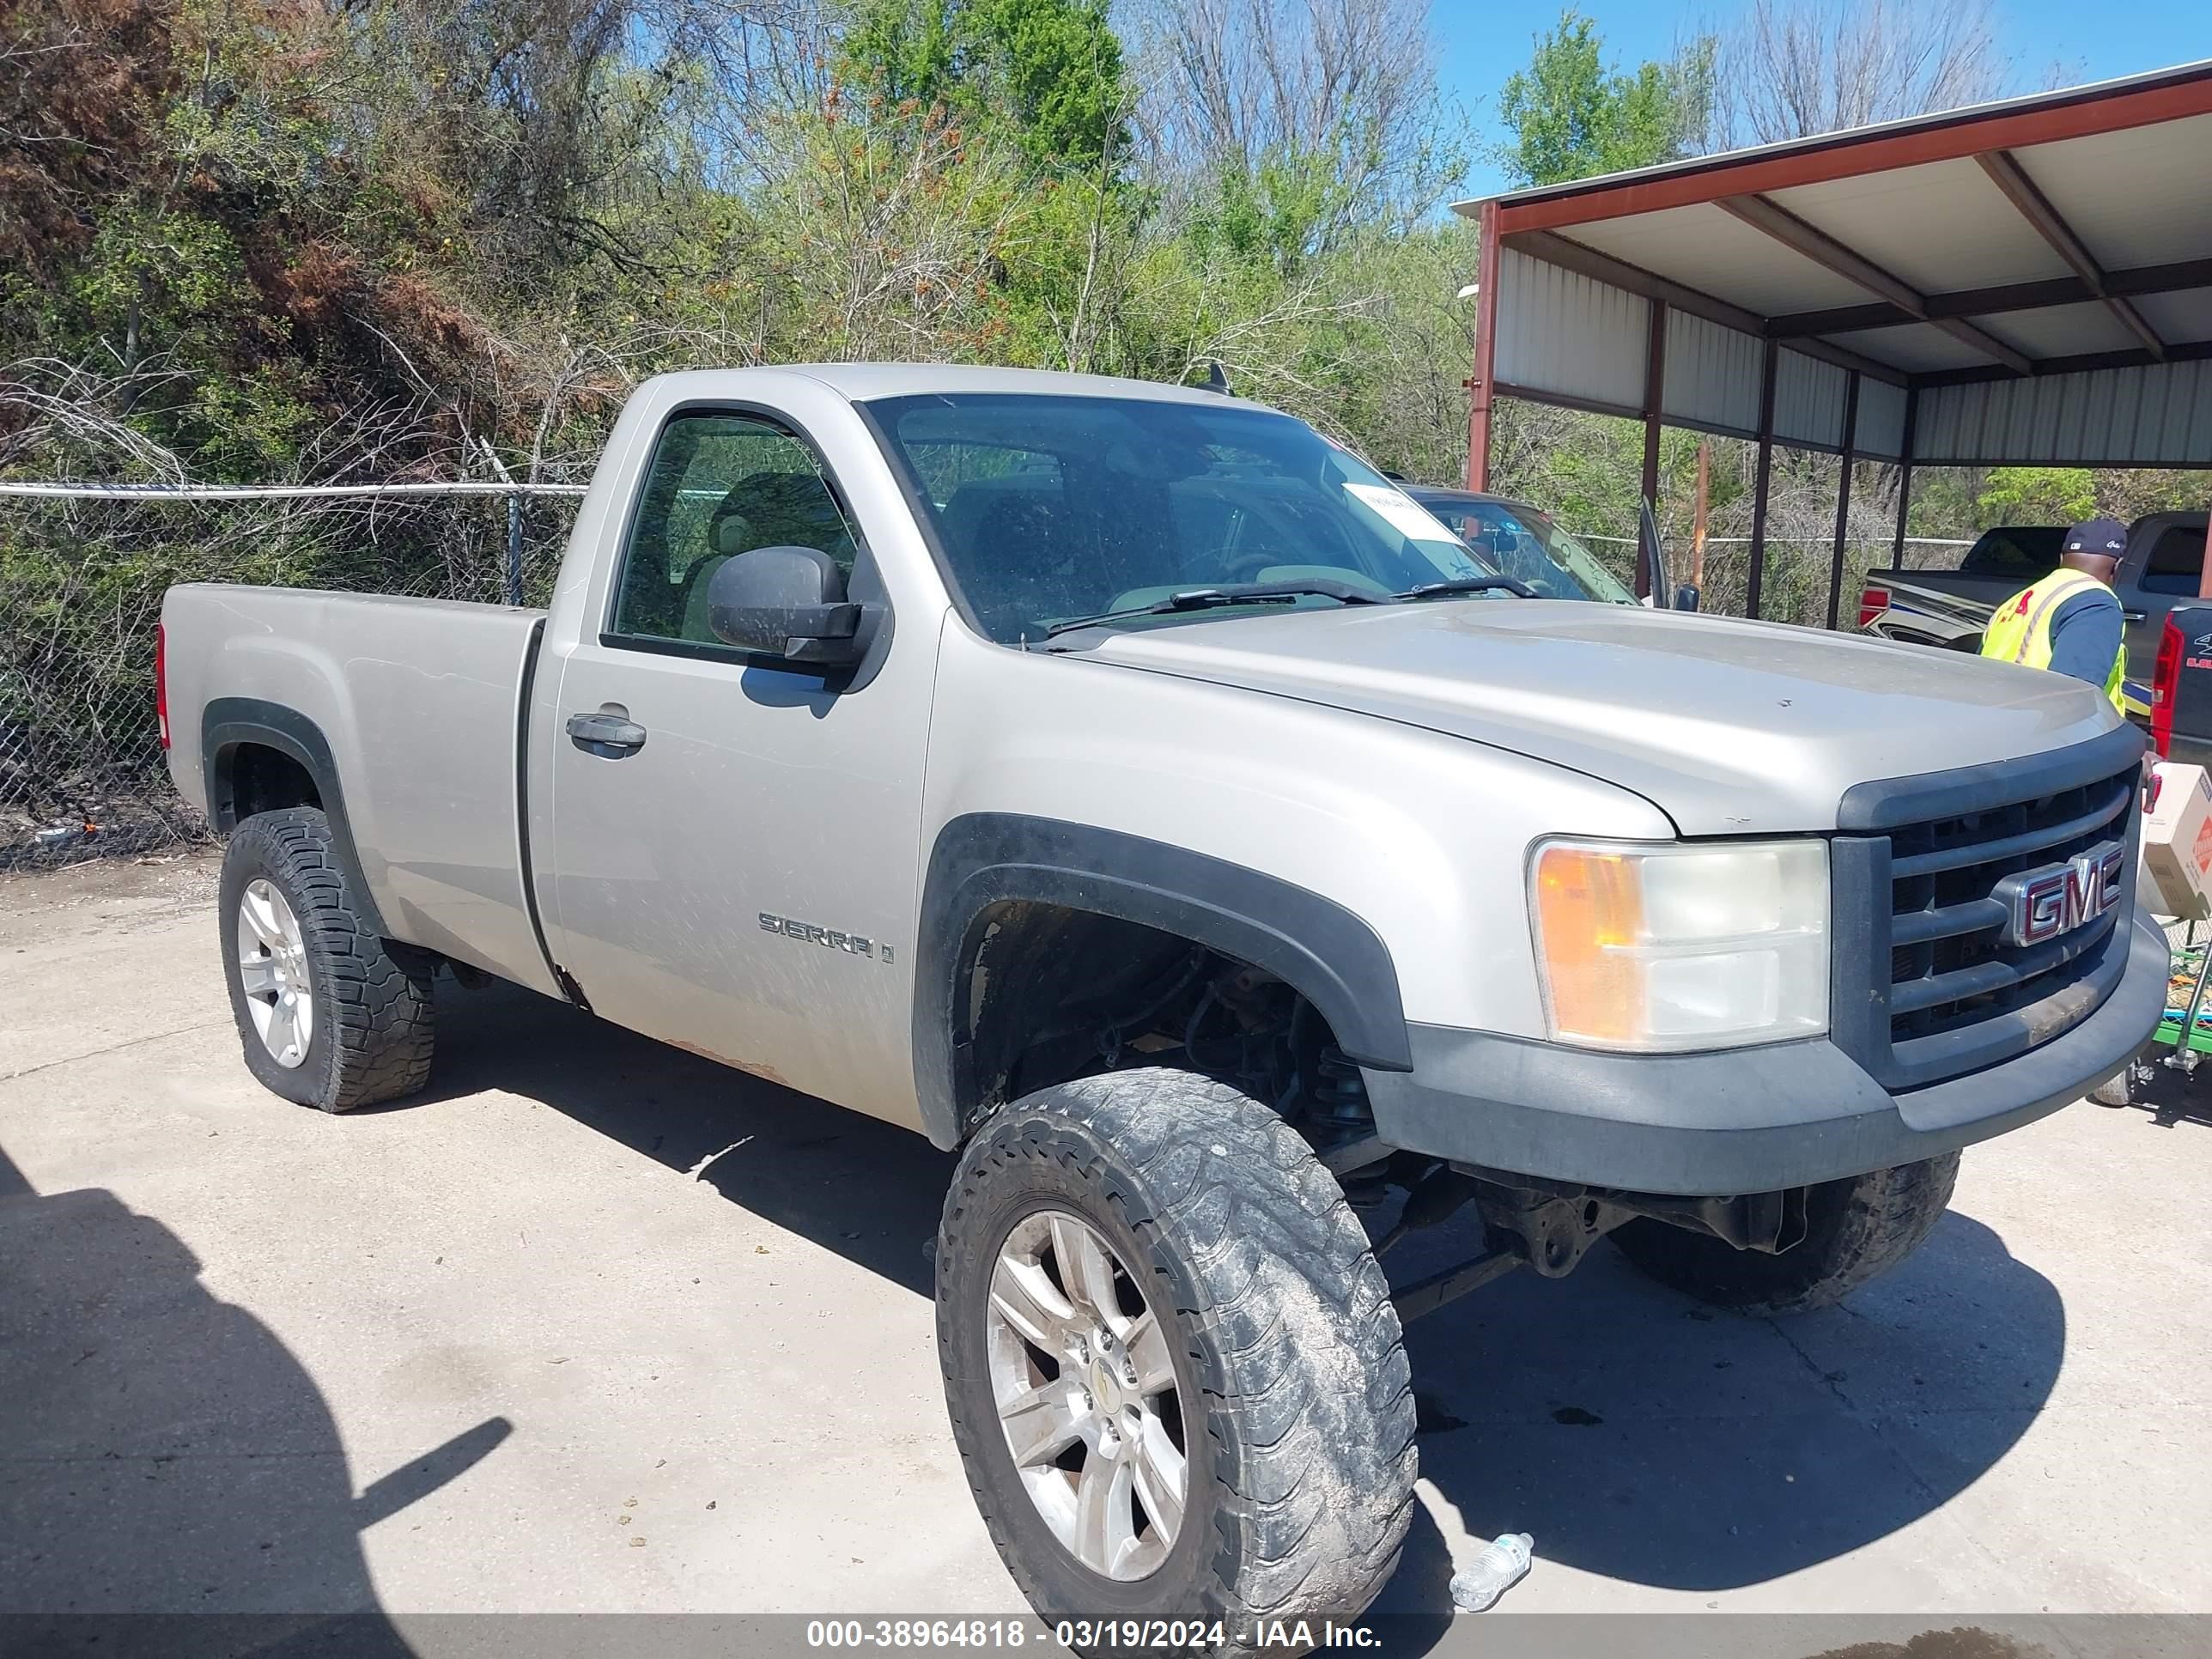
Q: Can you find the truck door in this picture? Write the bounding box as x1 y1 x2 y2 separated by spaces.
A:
2118 515 2212 683
541 407 934 1128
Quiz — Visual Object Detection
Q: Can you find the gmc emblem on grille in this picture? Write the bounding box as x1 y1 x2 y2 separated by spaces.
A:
1993 842 2124 949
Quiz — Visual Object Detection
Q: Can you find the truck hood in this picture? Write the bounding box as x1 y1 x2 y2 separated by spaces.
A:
1085 600 2123 835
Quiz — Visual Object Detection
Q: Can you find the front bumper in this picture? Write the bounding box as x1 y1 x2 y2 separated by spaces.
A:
1361 906 2166 1197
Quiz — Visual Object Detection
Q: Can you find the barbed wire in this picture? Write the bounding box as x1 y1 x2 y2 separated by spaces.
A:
0 481 589 501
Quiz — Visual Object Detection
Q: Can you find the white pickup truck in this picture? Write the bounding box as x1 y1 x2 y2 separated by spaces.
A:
161 365 2163 1645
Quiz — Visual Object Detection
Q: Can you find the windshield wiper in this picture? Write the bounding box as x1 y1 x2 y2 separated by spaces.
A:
1393 575 1540 601
1041 580 1386 639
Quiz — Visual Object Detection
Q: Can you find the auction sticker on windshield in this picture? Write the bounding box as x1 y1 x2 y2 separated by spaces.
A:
1343 483 1474 559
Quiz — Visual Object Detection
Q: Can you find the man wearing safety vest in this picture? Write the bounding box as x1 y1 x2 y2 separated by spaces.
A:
1980 516 2130 712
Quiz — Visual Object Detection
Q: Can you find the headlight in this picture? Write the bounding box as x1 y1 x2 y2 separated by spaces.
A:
1529 839 1828 1052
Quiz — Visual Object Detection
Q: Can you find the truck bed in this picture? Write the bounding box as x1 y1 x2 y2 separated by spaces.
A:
161 586 558 996
1859 568 2021 647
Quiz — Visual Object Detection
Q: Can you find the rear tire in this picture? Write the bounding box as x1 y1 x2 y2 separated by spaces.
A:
1611 1153 1960 1316
2089 1065 2136 1107
220 807 436 1113
936 1069 1416 1651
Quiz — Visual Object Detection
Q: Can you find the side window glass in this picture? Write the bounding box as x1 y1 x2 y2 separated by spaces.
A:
611 412 863 646
2139 526 2205 596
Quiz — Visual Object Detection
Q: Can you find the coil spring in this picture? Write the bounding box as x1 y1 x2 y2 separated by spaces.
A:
1313 1047 1370 1135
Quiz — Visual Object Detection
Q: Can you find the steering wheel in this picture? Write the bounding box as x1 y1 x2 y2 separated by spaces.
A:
1210 548 1297 583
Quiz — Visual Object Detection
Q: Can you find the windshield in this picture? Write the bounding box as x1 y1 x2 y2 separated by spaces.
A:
866 393 1492 642
1412 494 1636 604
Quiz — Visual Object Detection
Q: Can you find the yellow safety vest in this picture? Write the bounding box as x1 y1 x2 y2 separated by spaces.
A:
1981 568 2127 713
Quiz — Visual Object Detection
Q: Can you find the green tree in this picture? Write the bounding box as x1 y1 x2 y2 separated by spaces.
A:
1495 11 1714 187
840 0 1128 169
1978 466 2096 524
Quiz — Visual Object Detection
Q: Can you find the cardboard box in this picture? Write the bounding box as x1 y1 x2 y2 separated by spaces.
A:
2142 762 2212 921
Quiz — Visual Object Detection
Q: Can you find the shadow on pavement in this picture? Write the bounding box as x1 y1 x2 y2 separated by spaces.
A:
2114 1054 2212 1127
0 1140 507 1653
409 981 2065 1633
1377 1206 2061 1619
409 977 954 1296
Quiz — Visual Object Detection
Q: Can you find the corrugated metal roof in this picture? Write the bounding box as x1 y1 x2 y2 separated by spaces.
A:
1491 247 1650 413
1456 60 2212 219
1774 350 1850 448
1917 360 2212 465
1567 204 1870 314
1660 311 1760 434
1763 157 2070 295
2140 288 2212 342
1854 378 1909 460
2009 112 2212 270
1463 59 2212 469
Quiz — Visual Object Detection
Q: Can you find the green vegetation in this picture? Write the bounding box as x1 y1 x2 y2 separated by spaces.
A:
0 2 2200 852
1495 10 1715 187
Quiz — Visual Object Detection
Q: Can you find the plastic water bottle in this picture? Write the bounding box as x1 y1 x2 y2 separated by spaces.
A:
1449 1532 1533 1612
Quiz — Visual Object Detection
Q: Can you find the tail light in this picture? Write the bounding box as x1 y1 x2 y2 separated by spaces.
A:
1856 585 1889 628
155 622 170 750
2152 613 2182 759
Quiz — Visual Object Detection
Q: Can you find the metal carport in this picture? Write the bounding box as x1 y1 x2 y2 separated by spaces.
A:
1453 58 2212 622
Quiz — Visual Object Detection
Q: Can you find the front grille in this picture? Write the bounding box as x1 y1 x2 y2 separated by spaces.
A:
1830 728 2143 1091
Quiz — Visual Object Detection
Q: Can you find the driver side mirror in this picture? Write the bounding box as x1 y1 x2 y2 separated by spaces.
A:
707 545 866 667
1671 583 1700 613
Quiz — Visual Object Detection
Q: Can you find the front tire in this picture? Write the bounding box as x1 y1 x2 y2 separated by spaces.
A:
1611 1153 1960 1316
936 1070 1416 1650
220 807 436 1113
2089 1063 2137 1107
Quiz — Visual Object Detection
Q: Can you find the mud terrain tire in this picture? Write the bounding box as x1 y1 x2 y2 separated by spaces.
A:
220 807 436 1113
937 1069 1416 1650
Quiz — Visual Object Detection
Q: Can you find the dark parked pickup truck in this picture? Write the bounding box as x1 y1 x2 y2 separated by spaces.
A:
1861 512 2208 674
1861 512 2209 759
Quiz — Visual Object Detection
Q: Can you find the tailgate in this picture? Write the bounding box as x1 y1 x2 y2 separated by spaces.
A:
1868 571 2014 635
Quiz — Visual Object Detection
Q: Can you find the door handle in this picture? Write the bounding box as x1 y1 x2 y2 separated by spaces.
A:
2124 610 2148 622
566 711 647 754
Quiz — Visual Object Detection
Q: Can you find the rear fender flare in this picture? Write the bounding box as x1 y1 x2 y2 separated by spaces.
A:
202 696 386 937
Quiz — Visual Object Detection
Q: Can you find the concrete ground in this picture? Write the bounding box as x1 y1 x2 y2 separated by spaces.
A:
3 852 2209 1657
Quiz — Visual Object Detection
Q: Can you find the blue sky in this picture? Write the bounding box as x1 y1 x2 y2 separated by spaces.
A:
1438 1 2209 198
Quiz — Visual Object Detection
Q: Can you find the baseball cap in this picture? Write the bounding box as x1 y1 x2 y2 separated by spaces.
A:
2063 516 2127 557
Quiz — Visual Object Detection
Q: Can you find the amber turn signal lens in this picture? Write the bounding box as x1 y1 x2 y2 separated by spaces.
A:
1532 844 1645 1045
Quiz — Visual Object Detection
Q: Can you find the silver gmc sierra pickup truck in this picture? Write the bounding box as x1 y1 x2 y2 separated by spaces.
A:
161 365 2165 1644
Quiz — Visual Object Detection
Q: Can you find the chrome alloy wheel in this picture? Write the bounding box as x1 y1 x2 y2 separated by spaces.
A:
236 878 313 1068
987 1208 1188 1581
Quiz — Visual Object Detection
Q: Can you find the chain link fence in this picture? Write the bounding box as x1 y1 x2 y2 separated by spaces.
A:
1 488 581 872
1572 533 1974 628
0 487 1966 872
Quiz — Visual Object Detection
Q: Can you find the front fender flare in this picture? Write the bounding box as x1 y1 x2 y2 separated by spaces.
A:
913 812 1410 1148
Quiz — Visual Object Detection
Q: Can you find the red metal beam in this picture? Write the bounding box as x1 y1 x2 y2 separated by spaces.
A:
1747 338 1779 619
1826 372 1861 630
1893 387 1920 559
1769 257 2212 337
1974 149 2167 359
1489 66 2212 237
1913 335 2212 389
1717 194 2033 374
1464 200 1501 491
1638 301 1667 599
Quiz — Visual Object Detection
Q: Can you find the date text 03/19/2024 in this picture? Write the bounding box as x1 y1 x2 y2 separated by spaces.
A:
803 1619 1383 1650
